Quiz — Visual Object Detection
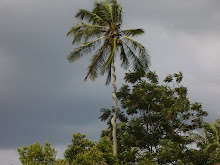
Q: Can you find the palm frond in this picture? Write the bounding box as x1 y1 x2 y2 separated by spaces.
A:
123 36 146 54
193 133 208 149
101 37 117 70
116 3 123 23
99 37 118 85
67 22 107 44
100 64 112 85
105 64 112 85
85 42 109 81
73 28 104 45
121 29 144 37
82 23 107 43
79 22 106 30
120 44 130 70
87 45 112 85
204 121 220 145
93 1 113 24
215 118 220 132
67 23 82 37
122 36 150 71
67 36 106 63
71 30 86 45
75 9 106 25
121 41 146 71
111 0 122 25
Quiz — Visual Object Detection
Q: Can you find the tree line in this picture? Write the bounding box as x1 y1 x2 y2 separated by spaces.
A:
17 71 220 164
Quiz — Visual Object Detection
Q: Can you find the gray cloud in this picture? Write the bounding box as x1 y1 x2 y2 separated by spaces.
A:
120 0 220 34
1 0 220 164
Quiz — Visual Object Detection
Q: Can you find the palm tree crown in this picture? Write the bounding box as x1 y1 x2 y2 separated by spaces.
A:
67 0 150 85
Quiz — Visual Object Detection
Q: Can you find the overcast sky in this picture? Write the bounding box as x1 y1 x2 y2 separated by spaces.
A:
1 0 220 164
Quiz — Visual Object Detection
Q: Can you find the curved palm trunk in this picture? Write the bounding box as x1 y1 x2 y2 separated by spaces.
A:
111 62 119 155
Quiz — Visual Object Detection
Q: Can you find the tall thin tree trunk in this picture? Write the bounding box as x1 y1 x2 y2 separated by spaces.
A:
111 62 119 155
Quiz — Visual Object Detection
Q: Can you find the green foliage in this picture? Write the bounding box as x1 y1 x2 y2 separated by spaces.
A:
17 141 57 165
124 70 146 84
54 159 67 165
157 139 182 164
163 74 173 83
67 0 149 85
195 119 220 150
208 147 220 164
72 147 105 165
183 148 214 165
192 118 220 164
100 70 208 164
16 69 220 164
96 137 118 165
137 152 158 165
64 133 117 165
64 132 94 163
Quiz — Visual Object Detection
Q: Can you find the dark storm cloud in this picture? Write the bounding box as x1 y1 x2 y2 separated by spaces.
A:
120 0 220 34
0 1 220 161
0 0 112 149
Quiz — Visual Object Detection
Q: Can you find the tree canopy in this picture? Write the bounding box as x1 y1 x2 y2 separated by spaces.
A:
16 71 220 165
17 141 57 165
67 0 150 84
100 70 208 164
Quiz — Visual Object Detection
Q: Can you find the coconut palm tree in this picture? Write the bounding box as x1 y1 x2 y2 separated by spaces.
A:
195 118 220 152
67 0 150 155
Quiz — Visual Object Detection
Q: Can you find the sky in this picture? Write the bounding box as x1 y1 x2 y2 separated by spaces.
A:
1 0 220 164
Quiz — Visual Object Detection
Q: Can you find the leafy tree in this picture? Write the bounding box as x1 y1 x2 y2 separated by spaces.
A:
100 70 208 164
73 137 118 165
64 132 94 163
95 137 118 164
17 141 57 165
64 133 117 165
72 147 105 165
67 0 150 155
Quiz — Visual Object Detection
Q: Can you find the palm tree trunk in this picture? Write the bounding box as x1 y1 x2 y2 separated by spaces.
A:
111 61 119 155
164 158 167 165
